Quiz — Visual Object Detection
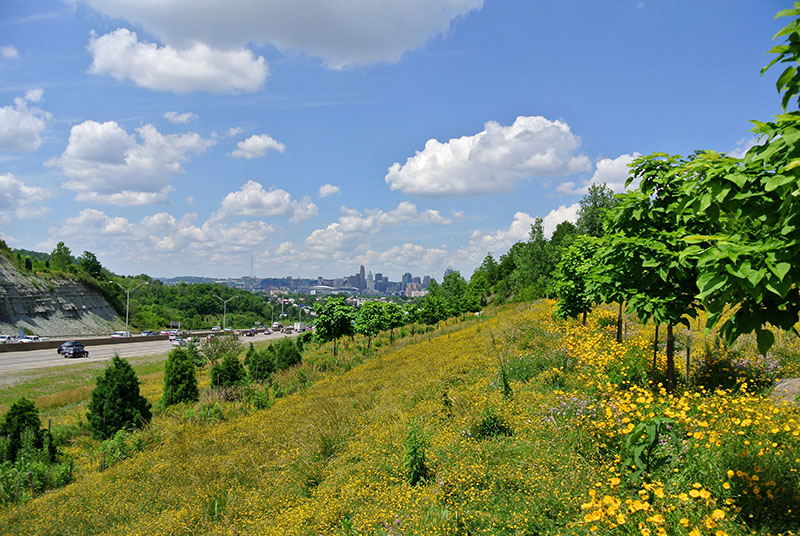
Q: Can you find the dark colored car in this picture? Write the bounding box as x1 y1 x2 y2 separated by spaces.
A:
244 329 256 337
58 340 88 358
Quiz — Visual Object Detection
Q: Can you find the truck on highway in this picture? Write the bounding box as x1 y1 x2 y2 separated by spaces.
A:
293 322 307 332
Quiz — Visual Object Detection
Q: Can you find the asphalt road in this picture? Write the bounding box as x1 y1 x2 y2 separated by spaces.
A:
0 331 298 377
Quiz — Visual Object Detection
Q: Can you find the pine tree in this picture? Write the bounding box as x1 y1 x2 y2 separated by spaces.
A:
87 355 152 439
0 397 56 462
161 347 199 406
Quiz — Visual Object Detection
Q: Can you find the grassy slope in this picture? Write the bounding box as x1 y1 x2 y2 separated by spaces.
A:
2 302 799 535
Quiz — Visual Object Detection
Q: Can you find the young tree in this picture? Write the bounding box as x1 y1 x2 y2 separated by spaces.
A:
553 236 601 325
354 301 388 349
440 271 468 317
510 218 558 299
246 345 275 382
87 355 152 439
161 347 199 406
383 302 405 344
272 338 302 370
313 296 355 357
50 241 72 270
0 397 56 463
210 353 246 388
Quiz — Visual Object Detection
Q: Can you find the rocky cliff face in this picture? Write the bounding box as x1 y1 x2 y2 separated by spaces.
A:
0 255 121 337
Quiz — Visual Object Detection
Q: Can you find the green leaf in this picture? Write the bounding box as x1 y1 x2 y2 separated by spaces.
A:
757 329 775 356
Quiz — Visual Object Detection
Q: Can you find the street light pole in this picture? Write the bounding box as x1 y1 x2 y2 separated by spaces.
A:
109 280 148 336
212 294 239 330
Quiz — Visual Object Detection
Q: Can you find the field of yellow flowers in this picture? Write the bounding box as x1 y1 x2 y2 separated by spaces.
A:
1 301 799 535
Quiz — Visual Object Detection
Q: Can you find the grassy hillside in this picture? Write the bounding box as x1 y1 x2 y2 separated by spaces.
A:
2 302 799 535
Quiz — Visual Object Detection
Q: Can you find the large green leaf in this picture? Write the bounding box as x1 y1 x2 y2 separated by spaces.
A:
757 329 775 356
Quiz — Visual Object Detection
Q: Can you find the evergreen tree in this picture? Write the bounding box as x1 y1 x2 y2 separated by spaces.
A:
87 356 152 439
161 347 199 406
210 353 246 388
0 397 56 462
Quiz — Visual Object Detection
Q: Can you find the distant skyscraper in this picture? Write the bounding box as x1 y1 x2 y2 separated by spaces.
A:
359 265 366 289
367 270 375 291
401 272 412 289
444 267 454 278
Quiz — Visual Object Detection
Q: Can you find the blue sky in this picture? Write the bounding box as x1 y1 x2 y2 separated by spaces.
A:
0 0 788 280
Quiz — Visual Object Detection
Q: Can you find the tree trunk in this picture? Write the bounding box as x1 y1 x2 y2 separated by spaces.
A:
685 331 691 387
581 309 587 326
666 323 675 393
616 302 623 343
652 324 659 387
333 338 337 358
390 328 394 345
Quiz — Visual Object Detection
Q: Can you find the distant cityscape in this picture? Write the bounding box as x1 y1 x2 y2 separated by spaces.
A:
159 265 457 298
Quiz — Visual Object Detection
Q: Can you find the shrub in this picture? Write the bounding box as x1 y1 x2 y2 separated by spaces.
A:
210 354 246 389
403 420 428 486
200 335 243 366
87 355 152 439
469 406 513 440
0 398 55 463
161 347 199 407
246 346 275 382
273 338 302 371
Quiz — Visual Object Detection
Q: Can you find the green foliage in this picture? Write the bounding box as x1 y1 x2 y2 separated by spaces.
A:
210 354 246 389
621 416 680 484
762 3 800 111
553 236 601 322
77 251 103 280
469 406 513 440
354 301 388 349
161 347 199 407
49 241 72 270
383 302 404 343
87 355 152 439
403 420 428 486
0 398 55 463
576 183 618 237
200 335 243 366
313 297 356 357
272 338 302 370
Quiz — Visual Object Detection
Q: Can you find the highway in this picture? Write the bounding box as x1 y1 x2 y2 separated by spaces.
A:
0 331 299 377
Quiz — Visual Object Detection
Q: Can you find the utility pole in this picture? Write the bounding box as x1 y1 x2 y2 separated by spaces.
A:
212 294 239 330
109 280 148 336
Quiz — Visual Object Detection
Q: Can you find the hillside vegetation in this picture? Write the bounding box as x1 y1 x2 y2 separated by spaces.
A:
1 301 799 535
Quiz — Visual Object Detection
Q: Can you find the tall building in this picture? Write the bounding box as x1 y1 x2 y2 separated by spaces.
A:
401 272 412 289
359 265 366 289
367 270 375 291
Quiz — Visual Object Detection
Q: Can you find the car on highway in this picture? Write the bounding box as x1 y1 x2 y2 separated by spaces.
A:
139 330 157 337
211 326 221 331
171 337 187 347
111 331 131 338
244 328 256 337
18 335 42 343
0 335 15 343
58 340 88 358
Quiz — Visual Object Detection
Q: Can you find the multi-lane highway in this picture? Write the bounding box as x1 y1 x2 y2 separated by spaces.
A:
0 331 298 377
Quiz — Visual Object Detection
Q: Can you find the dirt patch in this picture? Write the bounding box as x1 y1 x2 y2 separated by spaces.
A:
770 378 800 406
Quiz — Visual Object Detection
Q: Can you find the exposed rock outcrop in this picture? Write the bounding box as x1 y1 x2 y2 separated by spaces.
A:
0 255 121 337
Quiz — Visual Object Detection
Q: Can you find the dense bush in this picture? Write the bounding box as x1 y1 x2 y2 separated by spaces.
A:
87 356 152 439
210 354 246 389
161 347 199 406
244 343 275 382
0 398 56 463
200 335 243 366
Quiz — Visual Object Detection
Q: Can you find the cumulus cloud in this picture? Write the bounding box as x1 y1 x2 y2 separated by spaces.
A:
305 201 452 254
0 89 52 152
557 153 639 195
218 180 317 222
229 134 286 159
1 45 19 59
56 208 277 257
47 120 214 205
729 137 758 159
0 173 53 221
163 111 197 123
385 116 592 197
318 183 340 198
542 203 579 237
88 28 268 93
80 0 483 68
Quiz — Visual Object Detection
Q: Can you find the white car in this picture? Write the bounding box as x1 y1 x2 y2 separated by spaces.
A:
18 335 41 343
0 335 15 343
171 337 187 346
111 331 131 338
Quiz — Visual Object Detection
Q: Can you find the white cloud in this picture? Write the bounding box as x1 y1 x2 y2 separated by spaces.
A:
47 120 214 205
1 45 19 59
80 0 483 68
55 208 277 259
88 28 268 93
542 203 579 237
226 127 243 137
557 153 639 195
385 116 592 197
218 180 318 222
729 137 758 159
318 183 340 198
229 133 286 159
0 173 53 221
0 89 51 152
163 111 197 123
